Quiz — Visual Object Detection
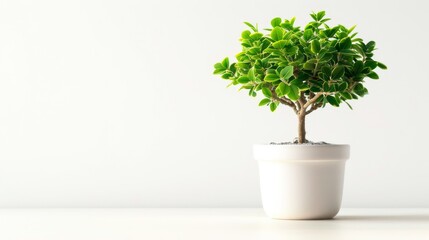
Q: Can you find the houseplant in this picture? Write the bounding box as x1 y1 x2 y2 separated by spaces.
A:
213 11 386 219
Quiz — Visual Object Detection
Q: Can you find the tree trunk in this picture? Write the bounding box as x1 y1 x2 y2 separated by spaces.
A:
298 113 306 144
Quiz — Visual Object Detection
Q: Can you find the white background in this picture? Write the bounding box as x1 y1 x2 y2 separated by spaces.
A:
0 0 427 207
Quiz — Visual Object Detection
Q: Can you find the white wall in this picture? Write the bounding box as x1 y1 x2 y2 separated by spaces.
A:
0 0 428 207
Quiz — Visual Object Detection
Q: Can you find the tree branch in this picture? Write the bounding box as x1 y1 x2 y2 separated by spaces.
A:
298 92 306 114
294 101 300 112
308 92 315 102
302 92 323 110
270 89 298 114
305 102 322 115
276 96 299 114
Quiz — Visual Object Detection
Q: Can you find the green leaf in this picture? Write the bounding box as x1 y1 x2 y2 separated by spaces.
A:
249 88 257 97
241 30 251 39
321 66 331 76
271 27 284 41
240 40 251 48
311 39 321 53
221 58 229 69
303 62 315 70
354 83 364 91
290 17 296 25
303 29 313 41
214 63 225 70
353 83 367 96
250 32 263 40
239 85 252 90
299 83 310 91
236 62 249 68
367 71 379 79
337 82 348 91
287 85 300 101
248 67 256 81
262 87 272 97
354 88 367 97
353 61 364 73
280 66 294 80
351 93 359 99
323 82 330 92
264 74 280 82
320 53 333 62
335 94 342 104
271 17 282 27
275 82 290 97
272 40 288 49
289 79 308 91
221 73 231 79
362 67 371 74
316 11 326 21
339 37 352 49
344 100 353 110
340 49 357 56
340 92 353 100
366 41 376 51
259 98 271 106
331 65 345 79
326 95 339 107
270 102 278 112
261 39 271 50
237 76 250 84
310 86 321 92
289 79 300 86
229 63 236 72
348 25 357 34
365 60 378 70
213 68 224 74
244 22 257 32
285 46 298 55
320 18 331 23
377 62 388 70
247 46 261 55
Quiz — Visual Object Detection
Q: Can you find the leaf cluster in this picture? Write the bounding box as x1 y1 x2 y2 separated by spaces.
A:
213 11 386 112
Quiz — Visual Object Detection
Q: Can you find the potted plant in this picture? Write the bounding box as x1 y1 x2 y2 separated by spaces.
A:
213 11 386 219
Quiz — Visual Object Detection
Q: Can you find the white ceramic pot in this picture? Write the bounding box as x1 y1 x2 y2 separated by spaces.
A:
253 144 350 220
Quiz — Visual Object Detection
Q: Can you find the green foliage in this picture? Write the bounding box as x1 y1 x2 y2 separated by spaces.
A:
213 11 386 112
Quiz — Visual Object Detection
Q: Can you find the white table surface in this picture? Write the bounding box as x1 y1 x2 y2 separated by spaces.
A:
0 208 428 240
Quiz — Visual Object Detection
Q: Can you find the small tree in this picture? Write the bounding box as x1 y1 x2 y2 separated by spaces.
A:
213 11 386 144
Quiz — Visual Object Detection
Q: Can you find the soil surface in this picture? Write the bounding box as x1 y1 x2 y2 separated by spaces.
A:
270 138 330 145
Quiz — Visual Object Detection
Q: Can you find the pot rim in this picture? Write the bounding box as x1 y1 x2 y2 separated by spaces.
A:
253 143 349 147
253 143 350 161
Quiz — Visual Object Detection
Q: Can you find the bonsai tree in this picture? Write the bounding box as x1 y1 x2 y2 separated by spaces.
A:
213 11 386 144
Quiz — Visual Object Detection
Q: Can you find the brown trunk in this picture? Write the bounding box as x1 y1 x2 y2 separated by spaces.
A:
298 113 306 144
